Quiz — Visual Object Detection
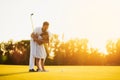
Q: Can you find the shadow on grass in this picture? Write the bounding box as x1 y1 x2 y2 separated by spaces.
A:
0 71 35 76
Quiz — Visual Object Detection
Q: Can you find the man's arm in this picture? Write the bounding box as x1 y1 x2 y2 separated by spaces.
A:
40 39 49 43
31 32 37 39
31 32 43 45
31 32 34 38
31 32 49 45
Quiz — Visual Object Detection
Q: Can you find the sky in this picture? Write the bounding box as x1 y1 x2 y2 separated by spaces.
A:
0 0 120 53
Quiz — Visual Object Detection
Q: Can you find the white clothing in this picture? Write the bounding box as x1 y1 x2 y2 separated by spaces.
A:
29 27 51 69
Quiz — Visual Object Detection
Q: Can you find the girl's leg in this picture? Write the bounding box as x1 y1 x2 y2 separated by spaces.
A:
41 58 45 71
36 58 43 71
35 58 39 70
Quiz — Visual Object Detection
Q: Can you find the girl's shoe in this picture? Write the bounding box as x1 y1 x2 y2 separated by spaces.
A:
42 70 49 72
36 69 43 72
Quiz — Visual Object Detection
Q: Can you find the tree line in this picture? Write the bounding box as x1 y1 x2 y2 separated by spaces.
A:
0 34 120 65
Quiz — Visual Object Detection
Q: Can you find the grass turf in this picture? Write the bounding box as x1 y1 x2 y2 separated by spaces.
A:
0 65 120 80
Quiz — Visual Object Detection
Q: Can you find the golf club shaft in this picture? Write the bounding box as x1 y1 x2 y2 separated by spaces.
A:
30 14 34 32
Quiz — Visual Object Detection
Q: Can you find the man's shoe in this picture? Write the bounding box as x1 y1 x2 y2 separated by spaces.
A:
29 69 35 72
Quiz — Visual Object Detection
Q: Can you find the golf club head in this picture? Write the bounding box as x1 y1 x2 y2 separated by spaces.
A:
31 13 34 16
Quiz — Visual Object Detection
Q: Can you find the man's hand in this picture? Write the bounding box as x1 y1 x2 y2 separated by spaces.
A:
31 32 43 45
31 33 38 41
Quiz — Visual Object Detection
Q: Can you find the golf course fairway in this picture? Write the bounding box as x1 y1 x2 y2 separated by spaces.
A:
0 65 120 80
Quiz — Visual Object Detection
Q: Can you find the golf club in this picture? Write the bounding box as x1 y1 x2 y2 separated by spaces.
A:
30 13 34 32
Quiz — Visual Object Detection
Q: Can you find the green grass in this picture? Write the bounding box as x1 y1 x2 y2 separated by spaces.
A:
0 65 120 80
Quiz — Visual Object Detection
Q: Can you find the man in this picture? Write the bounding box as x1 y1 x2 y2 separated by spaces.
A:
29 21 50 72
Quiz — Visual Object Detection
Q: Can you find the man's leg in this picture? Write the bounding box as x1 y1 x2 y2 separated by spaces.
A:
29 54 35 72
29 40 35 72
